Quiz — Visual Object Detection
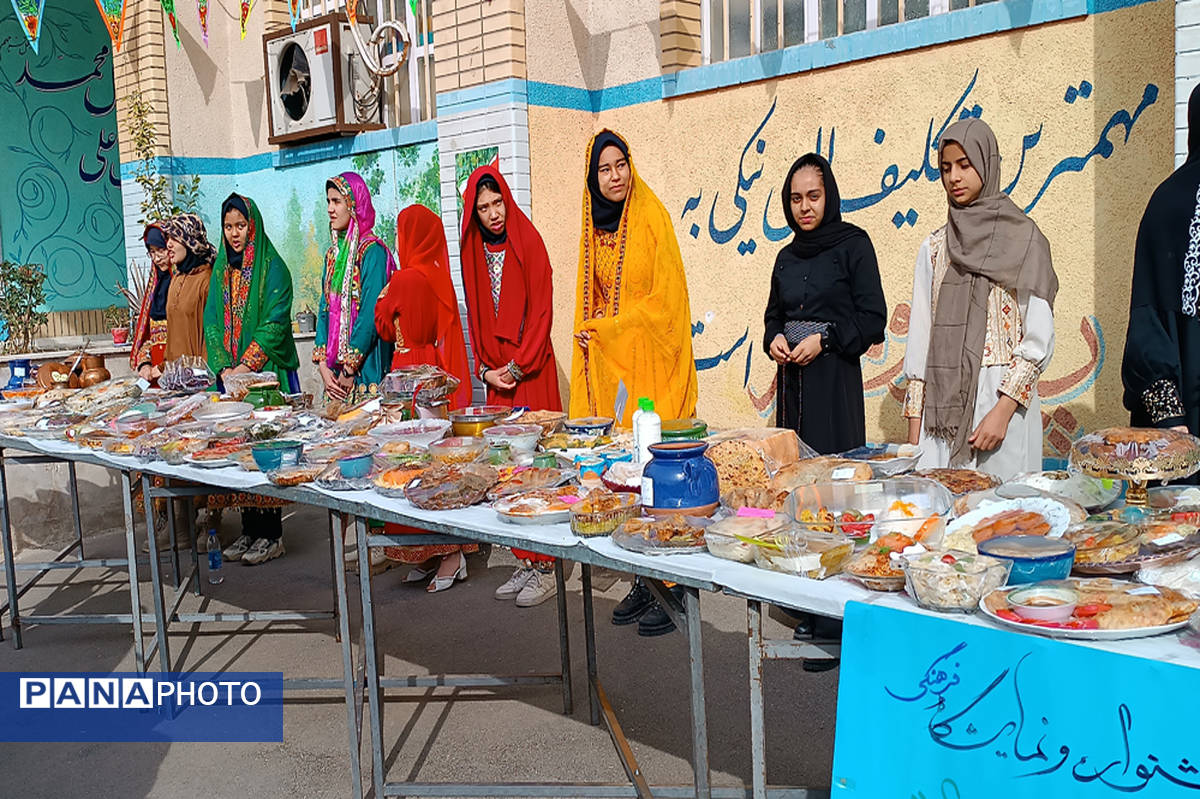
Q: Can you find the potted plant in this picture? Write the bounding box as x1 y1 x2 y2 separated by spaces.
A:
104 304 130 345
0 261 49 354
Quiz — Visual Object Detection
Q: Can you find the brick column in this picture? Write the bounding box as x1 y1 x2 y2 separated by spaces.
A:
661 0 702 72
1179 0 1200 165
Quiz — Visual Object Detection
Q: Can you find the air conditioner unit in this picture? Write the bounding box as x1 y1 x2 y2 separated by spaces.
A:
263 12 384 146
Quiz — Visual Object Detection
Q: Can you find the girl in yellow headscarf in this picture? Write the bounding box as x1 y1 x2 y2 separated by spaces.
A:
570 130 698 425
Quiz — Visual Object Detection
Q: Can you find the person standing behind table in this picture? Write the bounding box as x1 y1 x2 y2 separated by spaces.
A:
204 193 300 567
901 118 1058 482
315 171 396 403
460 164 562 608
130 223 173 382
1122 85 1200 439
374 204 478 592
132 216 217 552
570 129 698 427
763 153 886 455
570 130 698 637
160 213 215 362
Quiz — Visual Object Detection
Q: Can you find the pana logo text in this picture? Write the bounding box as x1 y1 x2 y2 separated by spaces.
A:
19 677 264 709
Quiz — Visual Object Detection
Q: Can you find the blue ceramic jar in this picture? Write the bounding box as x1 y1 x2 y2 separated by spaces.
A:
641 441 720 513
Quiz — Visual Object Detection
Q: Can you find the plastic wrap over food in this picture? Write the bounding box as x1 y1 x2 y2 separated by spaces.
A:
382 365 461 405
221 371 278 401
158 356 215 392
1138 553 1200 599
705 427 817 493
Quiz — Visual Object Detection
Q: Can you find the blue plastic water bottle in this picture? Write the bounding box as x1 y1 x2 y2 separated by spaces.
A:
207 530 224 585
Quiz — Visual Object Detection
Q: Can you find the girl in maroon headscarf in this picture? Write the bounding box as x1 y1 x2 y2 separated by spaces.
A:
460 165 561 607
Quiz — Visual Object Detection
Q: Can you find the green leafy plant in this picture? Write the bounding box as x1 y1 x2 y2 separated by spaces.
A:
127 91 204 223
0 261 49 354
103 303 130 331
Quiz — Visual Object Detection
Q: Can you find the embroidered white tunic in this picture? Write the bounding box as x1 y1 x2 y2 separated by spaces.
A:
902 226 1056 480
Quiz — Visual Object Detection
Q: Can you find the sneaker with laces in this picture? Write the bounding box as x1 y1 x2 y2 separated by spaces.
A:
495 567 534 600
222 535 254 562
242 537 285 566
515 569 556 608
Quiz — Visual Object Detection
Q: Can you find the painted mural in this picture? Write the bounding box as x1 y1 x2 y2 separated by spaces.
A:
173 140 440 322
0 0 125 312
529 0 1174 456
454 146 499 216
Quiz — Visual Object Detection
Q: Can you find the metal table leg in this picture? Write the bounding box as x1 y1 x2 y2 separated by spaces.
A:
67 461 84 559
581 564 600 726
0 449 19 648
554 558 573 716
141 474 172 673
120 471 146 673
683 587 712 799
331 512 364 799
748 600 767 799
357 516 386 795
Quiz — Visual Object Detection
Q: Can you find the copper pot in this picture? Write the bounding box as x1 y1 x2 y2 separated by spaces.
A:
79 363 111 387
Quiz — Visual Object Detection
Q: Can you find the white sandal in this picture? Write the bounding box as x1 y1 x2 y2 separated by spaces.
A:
426 552 467 593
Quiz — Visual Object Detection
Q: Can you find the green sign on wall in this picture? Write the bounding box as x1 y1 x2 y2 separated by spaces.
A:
0 0 126 311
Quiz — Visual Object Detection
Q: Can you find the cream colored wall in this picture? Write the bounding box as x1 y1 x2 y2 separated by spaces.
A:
525 0 661 87
530 3 1174 453
164 0 288 158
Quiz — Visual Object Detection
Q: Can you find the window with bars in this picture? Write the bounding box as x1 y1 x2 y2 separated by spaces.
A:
700 0 996 62
296 0 436 126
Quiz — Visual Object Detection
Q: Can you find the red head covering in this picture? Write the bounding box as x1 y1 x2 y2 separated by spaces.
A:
459 165 560 410
375 204 472 410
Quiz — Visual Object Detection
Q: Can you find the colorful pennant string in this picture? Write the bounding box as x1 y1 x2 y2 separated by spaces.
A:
10 0 46 53
93 0 128 52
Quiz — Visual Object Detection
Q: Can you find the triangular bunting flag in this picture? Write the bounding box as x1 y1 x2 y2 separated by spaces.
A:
196 0 208 45
239 0 253 39
345 0 357 32
93 0 128 52
287 0 299 31
160 0 179 46
10 0 46 53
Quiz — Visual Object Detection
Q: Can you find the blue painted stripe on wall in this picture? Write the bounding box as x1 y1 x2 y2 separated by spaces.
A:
437 78 528 115
120 119 437 178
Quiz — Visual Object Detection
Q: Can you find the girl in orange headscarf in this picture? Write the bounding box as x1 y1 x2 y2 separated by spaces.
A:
570 130 697 426
374 204 476 591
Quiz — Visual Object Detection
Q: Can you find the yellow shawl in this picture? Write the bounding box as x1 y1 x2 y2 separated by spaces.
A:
569 131 698 426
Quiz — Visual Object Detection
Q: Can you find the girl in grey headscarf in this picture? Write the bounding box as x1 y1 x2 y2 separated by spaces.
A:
901 118 1059 480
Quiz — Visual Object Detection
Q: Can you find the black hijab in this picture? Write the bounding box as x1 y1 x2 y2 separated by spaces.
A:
587 131 629 233
221 194 251 269
474 174 508 245
1129 84 1200 317
781 153 867 259
142 224 171 321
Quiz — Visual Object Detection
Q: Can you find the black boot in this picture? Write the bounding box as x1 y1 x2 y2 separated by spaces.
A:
802 616 842 672
637 586 684 637
612 579 654 625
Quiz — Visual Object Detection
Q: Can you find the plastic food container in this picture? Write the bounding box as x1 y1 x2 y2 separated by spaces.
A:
839 443 923 478
661 418 709 441
251 440 304 472
569 492 640 536
368 418 451 449
514 410 567 435
483 424 543 453
428 436 486 464
1064 522 1142 565
901 550 1011 613
704 512 791 563
1007 583 1079 623
337 451 376 479
754 527 854 579
564 416 615 436
449 406 511 437
977 535 1076 584
790 478 953 543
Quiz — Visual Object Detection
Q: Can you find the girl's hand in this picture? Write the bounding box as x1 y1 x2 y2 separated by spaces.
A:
789 335 823 366
969 395 1019 452
907 417 922 446
769 335 790 364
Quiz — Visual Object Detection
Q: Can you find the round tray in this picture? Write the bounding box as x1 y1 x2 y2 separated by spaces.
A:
843 568 906 592
979 585 1190 640
1070 427 1200 487
315 474 376 492
1072 544 1200 575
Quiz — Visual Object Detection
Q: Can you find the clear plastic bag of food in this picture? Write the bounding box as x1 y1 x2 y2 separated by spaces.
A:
158 355 215 392
404 463 498 510
754 525 853 579
381 365 461 407
705 427 818 493
221 371 278 401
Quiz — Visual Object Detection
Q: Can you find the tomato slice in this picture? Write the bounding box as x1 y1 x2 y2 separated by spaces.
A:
1074 603 1112 617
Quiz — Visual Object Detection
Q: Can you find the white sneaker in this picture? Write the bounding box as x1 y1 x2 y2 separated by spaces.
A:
222 535 253 562
495 567 534 601
515 569 556 608
242 537 285 566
